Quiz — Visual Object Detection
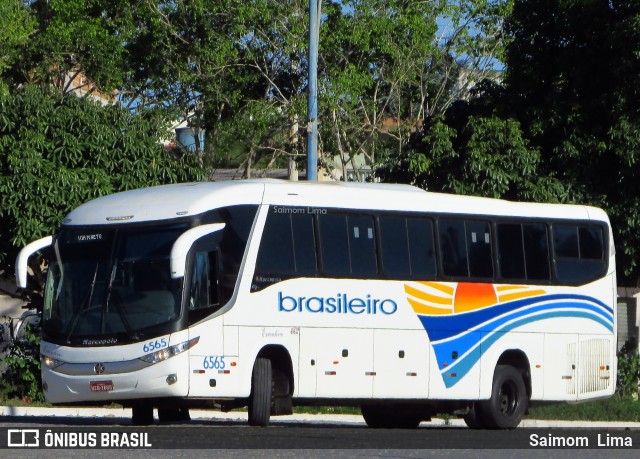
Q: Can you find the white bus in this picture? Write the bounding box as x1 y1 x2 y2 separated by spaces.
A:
16 180 616 428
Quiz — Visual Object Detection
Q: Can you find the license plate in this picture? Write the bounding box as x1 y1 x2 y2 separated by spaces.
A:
90 381 114 392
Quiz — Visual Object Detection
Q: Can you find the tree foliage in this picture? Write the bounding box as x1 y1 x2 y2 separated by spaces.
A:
0 85 204 284
503 0 640 283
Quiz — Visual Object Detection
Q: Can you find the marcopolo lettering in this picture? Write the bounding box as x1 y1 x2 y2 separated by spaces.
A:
278 292 397 315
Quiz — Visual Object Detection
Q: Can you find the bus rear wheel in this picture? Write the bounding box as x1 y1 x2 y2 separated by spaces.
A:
468 365 527 429
248 357 273 427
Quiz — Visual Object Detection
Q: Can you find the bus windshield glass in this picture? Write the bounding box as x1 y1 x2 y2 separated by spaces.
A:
43 224 188 345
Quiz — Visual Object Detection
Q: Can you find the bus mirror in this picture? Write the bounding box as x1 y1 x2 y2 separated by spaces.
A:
15 235 54 289
170 223 226 279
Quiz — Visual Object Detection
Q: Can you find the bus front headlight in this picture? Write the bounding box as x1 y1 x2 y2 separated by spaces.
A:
138 337 199 364
41 354 64 369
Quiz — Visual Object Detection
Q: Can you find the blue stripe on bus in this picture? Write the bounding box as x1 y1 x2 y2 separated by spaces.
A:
436 309 613 387
418 294 613 342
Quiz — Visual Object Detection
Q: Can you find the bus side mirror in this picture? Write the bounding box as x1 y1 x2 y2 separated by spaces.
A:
15 235 54 289
170 223 226 279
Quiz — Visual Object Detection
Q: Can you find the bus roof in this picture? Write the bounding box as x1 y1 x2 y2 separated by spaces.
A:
62 179 609 226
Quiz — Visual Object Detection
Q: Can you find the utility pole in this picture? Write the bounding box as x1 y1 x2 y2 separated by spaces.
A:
307 0 321 181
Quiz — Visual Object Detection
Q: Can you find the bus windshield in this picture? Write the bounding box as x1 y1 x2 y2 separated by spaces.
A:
43 224 188 345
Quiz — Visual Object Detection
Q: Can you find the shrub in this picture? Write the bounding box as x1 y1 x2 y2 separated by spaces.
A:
0 320 43 402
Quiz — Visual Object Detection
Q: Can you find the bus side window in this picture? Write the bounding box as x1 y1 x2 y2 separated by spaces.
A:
379 216 411 278
439 219 468 277
291 213 317 275
255 211 296 274
319 213 350 276
523 223 551 281
497 223 526 279
553 224 605 284
191 251 218 310
466 220 493 278
189 236 223 323
407 218 436 278
255 210 317 277
348 214 377 277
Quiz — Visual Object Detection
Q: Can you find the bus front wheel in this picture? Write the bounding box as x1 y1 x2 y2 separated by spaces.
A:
248 357 273 427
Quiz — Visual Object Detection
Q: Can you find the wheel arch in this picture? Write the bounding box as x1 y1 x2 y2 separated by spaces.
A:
495 349 532 399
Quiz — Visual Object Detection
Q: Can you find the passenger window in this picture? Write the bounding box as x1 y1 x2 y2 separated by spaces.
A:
467 220 493 278
379 216 411 277
523 223 551 280
439 219 468 277
498 222 550 282
291 213 317 275
553 224 605 284
255 209 317 276
256 211 295 274
407 218 436 278
348 215 377 277
319 213 350 275
498 223 526 279
579 227 604 260
553 225 579 258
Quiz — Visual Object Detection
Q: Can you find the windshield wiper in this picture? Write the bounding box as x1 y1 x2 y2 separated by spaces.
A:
103 262 137 340
64 262 99 344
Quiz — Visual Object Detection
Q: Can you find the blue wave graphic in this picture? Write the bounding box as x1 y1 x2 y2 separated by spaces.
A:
419 294 612 342
417 294 614 388
433 310 613 388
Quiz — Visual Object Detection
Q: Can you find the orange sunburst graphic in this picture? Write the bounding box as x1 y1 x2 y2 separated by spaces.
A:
453 282 497 313
495 285 547 303
404 281 454 315
406 282 548 316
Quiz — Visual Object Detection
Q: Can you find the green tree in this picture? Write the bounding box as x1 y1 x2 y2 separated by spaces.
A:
503 0 640 283
323 0 511 180
114 1 512 179
6 0 133 95
0 85 204 290
0 0 35 95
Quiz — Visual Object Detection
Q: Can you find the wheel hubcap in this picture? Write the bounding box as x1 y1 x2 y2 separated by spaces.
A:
499 381 518 415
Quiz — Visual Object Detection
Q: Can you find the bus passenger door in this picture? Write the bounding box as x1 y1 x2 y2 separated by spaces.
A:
186 249 225 397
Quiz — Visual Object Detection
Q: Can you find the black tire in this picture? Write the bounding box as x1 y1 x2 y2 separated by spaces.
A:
479 365 528 429
131 403 154 426
248 357 273 427
361 405 422 429
158 407 191 423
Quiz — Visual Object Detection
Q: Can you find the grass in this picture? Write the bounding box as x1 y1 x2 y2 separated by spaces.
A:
527 397 640 422
294 398 640 422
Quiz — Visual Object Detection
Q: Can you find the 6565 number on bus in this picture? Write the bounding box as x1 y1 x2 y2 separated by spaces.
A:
202 356 226 370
